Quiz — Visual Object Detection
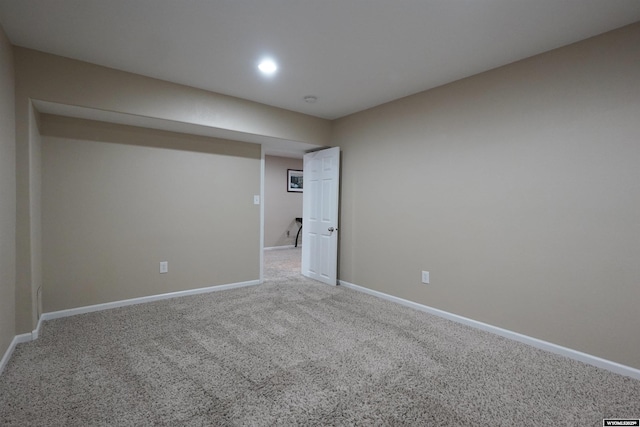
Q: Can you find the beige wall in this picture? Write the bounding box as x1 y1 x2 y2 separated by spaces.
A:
13 47 331 333
29 106 42 324
333 23 640 369
14 47 331 146
0 24 15 358
40 115 260 312
14 104 41 333
264 155 303 248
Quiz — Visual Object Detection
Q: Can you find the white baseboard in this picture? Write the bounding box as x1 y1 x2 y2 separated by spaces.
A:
42 280 261 322
31 325 40 340
264 245 300 250
0 333 32 375
1 279 260 374
338 280 640 380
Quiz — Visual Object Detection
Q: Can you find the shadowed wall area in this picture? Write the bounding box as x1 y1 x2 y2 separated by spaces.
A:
0 23 16 363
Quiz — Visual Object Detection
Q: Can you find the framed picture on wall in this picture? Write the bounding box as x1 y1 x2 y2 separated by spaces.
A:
287 169 303 192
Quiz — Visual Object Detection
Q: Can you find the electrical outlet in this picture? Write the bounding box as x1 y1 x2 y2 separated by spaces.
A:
421 271 430 284
160 261 168 274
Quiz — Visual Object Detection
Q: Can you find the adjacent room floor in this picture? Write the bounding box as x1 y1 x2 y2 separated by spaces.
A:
264 247 303 281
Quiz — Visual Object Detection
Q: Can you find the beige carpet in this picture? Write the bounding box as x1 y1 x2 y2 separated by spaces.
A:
1 247 639 426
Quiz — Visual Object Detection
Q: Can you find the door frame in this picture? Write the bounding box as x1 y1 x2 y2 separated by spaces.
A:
259 146 340 284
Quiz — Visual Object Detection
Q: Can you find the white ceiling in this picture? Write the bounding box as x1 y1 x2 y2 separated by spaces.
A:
1 1 640 121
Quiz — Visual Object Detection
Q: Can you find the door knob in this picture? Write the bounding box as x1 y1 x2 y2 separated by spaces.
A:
328 227 337 232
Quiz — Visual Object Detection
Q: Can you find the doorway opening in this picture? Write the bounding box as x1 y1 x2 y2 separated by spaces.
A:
263 154 304 280
262 147 340 286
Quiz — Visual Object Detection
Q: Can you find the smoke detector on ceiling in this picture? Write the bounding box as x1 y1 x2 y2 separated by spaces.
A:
303 95 318 103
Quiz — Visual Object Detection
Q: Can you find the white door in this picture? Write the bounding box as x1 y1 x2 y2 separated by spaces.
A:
301 147 340 286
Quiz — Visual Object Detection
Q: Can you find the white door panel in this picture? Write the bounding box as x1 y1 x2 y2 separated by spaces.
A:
302 147 340 286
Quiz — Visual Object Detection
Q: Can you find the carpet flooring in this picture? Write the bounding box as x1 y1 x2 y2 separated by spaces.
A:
1 247 639 426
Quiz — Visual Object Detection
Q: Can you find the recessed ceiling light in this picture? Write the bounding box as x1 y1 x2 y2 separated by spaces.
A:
258 59 278 75
303 95 318 103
